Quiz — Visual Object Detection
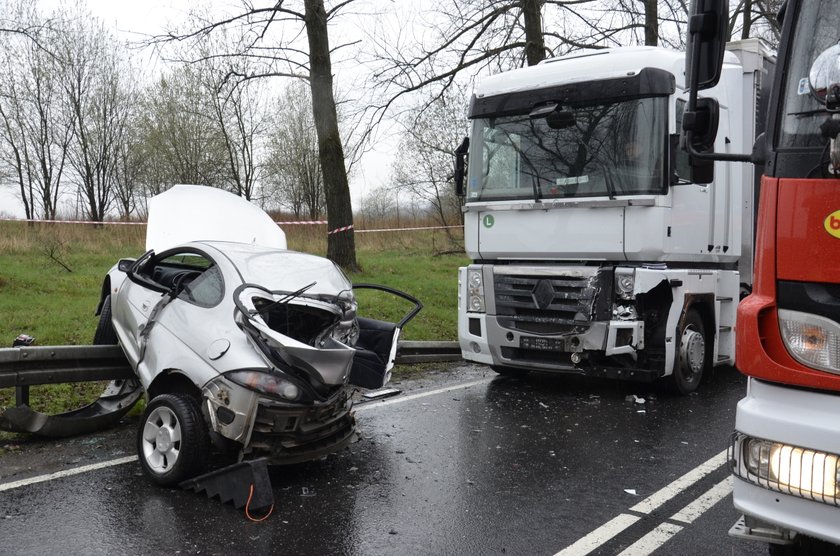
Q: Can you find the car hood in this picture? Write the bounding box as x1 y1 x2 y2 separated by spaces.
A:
146 185 287 252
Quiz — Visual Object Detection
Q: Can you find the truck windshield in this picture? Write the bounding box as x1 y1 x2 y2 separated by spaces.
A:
779 3 840 149
466 97 666 201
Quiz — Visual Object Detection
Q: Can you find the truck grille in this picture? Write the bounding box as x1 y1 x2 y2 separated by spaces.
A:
494 272 605 334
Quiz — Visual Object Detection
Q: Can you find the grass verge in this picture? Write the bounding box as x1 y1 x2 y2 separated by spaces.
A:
0 220 467 429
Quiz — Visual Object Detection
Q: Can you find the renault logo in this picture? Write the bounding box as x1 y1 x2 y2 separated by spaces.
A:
532 279 554 310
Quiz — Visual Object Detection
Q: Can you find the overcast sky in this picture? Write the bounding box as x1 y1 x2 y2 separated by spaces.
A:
0 0 401 219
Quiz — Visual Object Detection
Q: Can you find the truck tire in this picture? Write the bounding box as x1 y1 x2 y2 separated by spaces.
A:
137 393 209 486
93 295 118 345
672 309 708 395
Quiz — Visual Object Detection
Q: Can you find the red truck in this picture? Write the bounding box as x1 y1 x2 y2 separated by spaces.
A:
685 1 840 553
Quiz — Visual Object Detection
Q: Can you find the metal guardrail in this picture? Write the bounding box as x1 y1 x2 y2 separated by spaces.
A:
0 341 463 389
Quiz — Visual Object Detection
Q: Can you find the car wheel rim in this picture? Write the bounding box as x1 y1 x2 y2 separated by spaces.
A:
679 326 705 382
141 406 182 473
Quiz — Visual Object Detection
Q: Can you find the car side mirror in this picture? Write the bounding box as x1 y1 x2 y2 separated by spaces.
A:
117 259 134 272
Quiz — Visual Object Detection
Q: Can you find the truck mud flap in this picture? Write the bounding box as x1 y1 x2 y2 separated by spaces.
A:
0 378 142 437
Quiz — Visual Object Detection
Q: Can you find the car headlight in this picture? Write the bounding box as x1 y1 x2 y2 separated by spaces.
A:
743 437 840 503
467 268 485 313
226 370 301 401
615 268 635 300
778 309 840 374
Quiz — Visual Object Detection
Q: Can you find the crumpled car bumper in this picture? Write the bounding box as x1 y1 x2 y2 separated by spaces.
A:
203 375 356 464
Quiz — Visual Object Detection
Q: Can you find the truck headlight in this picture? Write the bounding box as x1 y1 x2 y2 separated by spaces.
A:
467 268 485 313
226 370 301 401
778 309 840 374
743 437 839 502
615 268 635 299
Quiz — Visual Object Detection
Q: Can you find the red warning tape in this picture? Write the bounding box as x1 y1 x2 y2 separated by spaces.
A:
327 224 354 235
0 217 461 234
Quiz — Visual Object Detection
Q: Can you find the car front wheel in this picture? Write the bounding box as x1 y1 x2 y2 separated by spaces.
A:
137 393 209 486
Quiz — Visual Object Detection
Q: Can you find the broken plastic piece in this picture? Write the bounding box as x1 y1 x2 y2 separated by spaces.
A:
179 458 274 511
0 378 142 437
362 387 402 400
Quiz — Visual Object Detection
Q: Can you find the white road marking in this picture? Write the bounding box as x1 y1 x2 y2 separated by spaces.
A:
616 477 733 556
555 514 642 556
354 377 493 413
616 523 683 556
554 448 728 556
670 475 733 525
0 377 493 492
0 455 138 492
630 450 727 514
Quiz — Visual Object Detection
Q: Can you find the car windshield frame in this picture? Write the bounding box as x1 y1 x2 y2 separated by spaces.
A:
465 96 668 202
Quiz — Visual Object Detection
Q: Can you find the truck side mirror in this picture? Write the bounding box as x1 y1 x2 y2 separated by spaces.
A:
684 97 719 184
454 136 470 197
685 0 728 91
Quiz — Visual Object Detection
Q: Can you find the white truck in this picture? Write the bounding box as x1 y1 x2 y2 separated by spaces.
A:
454 40 774 393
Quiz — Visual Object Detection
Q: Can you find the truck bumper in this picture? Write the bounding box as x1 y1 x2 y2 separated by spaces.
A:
729 378 840 545
458 265 653 378
460 312 650 377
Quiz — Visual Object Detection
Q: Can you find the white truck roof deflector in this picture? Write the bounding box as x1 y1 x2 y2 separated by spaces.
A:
146 184 287 252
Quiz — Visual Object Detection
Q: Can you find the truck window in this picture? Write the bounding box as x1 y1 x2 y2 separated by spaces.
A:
466 97 667 201
778 3 840 149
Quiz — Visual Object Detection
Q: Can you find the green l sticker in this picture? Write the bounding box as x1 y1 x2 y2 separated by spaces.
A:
483 214 495 228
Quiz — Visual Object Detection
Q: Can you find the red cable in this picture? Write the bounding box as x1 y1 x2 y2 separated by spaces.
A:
244 483 274 522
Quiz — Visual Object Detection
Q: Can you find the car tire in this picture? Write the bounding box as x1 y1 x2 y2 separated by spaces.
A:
672 309 708 395
137 393 209 486
93 295 118 345
491 365 530 378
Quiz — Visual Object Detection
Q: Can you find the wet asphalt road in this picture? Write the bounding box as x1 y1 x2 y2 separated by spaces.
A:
0 363 769 555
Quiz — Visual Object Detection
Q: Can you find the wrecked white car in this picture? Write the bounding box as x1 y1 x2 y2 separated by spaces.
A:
95 185 420 486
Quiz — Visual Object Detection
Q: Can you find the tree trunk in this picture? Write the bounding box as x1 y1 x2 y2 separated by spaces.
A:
643 0 658 46
304 0 358 271
522 0 545 66
741 0 753 39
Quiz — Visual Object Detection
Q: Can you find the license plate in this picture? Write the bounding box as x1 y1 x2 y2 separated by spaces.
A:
520 336 565 352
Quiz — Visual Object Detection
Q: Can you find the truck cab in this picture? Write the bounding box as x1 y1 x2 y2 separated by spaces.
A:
457 42 773 393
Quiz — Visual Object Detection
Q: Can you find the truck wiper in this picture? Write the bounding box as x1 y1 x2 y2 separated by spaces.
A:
603 167 617 200
788 109 829 116
531 175 542 203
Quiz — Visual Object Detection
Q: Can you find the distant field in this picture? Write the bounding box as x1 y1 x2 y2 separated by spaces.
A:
0 219 467 417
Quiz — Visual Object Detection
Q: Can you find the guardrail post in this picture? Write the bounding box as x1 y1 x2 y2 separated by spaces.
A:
15 385 30 406
11 334 35 407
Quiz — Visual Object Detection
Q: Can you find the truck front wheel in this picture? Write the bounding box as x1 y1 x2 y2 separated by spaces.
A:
672 309 707 395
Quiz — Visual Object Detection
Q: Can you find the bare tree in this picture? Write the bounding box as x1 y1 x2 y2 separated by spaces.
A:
61 12 138 221
362 0 614 125
153 0 360 270
358 184 397 222
264 81 325 219
113 114 144 218
0 13 73 220
729 0 783 47
134 68 229 196
391 86 468 239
